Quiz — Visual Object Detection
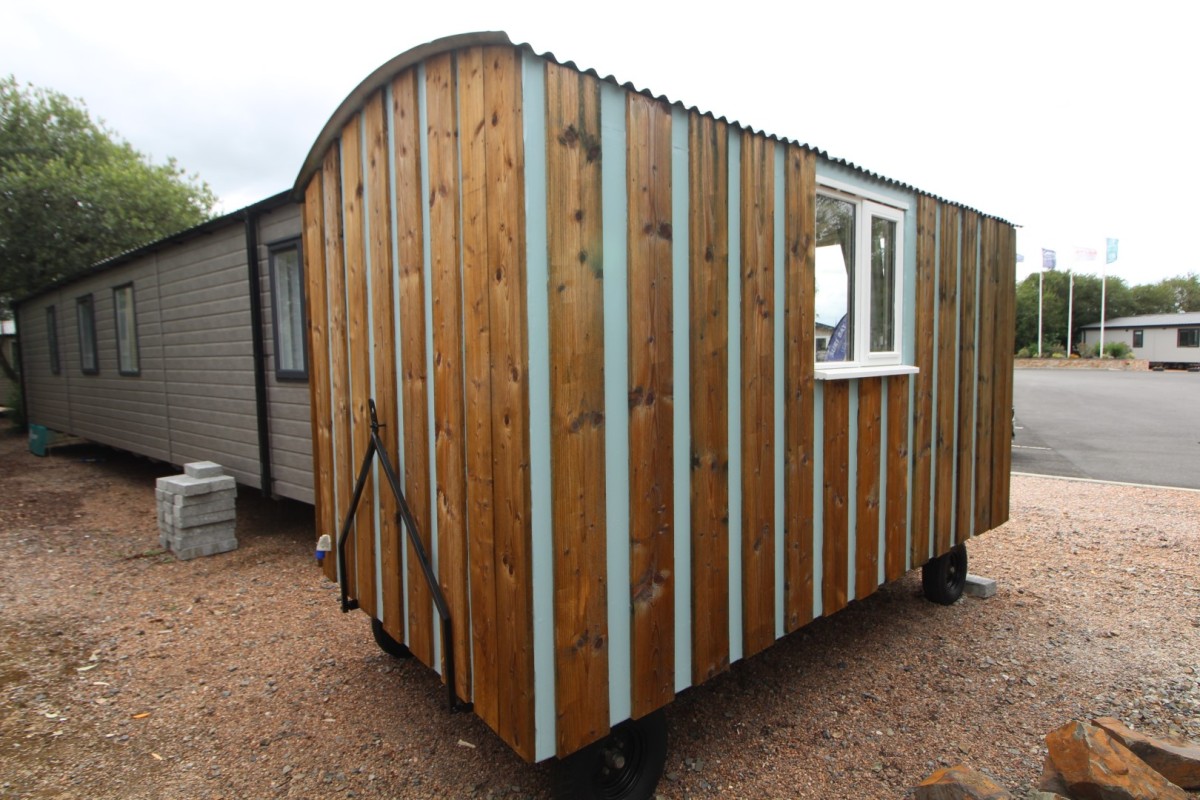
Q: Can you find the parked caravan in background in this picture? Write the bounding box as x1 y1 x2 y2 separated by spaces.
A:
296 32 1017 799
14 193 314 503
1079 312 1200 370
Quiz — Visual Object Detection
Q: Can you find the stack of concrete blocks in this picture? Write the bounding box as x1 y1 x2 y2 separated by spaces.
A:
156 461 238 560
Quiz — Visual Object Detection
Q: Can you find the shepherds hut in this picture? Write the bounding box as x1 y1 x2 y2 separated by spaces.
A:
295 31 1015 797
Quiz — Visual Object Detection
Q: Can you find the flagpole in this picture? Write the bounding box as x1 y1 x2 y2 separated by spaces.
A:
1100 268 1107 355
1037 270 1044 357
1067 271 1074 354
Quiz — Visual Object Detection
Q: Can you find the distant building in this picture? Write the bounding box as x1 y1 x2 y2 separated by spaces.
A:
1080 312 1200 368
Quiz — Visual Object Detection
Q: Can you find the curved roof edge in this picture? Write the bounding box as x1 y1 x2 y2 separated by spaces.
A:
14 190 292 309
293 32 1014 225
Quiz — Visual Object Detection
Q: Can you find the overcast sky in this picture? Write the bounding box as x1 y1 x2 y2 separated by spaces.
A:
4 0 1197 287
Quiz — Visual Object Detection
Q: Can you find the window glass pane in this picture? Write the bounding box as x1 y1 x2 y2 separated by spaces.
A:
815 195 854 362
1132 330 1143 348
272 246 306 375
869 216 896 353
77 296 97 373
114 285 139 374
1180 329 1199 348
47 306 60 375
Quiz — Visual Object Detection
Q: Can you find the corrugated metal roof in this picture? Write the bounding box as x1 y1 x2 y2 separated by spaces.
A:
293 31 1014 225
1079 312 1200 329
14 191 293 308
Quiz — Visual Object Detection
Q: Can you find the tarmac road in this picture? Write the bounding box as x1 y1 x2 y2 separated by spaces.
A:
1011 368 1200 490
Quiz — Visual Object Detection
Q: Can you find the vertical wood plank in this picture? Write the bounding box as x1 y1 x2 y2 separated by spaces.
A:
992 225 1016 526
626 92 675 718
545 61 610 756
688 112 730 684
365 92 402 638
783 146 815 631
484 46 535 759
322 148 353 588
910 195 938 566
341 113 377 619
456 46 498 726
954 210 979 543
739 131 775 657
974 218 996 534
934 205 960 555
425 53 469 684
302 174 336 582
855 377 881 599
822 379 849 614
392 69 434 667
884 374 910 581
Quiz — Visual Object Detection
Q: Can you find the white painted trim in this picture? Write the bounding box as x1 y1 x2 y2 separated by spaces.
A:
815 364 919 381
817 176 910 210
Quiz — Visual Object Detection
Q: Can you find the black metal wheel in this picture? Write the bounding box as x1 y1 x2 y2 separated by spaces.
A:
370 617 412 659
552 710 668 800
922 543 968 605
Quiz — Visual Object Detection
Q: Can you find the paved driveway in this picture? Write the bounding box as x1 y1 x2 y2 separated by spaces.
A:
1011 368 1200 489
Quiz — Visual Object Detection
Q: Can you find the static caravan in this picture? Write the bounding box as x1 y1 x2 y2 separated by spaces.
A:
15 193 314 503
296 32 1016 798
1080 312 1200 369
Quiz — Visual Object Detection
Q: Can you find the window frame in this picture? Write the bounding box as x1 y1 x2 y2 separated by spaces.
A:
1132 329 1143 348
267 237 309 381
76 294 99 375
1179 328 1199 348
46 305 61 375
112 282 140 376
814 184 907 375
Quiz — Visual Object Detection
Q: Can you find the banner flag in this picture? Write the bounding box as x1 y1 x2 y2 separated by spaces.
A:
1106 238 1119 264
1075 247 1097 261
1016 253 1025 263
1041 248 1056 269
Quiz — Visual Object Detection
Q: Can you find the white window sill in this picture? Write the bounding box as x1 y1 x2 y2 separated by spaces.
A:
814 364 920 381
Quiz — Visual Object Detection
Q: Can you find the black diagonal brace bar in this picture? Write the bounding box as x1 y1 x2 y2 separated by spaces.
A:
335 399 470 712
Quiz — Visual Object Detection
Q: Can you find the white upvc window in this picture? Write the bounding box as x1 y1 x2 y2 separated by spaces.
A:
814 186 906 375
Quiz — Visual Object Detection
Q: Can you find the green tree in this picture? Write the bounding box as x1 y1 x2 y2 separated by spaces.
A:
1013 270 1133 353
0 76 217 380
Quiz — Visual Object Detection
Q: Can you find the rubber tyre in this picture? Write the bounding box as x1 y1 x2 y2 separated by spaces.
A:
370 617 412 659
552 710 668 800
922 543 967 605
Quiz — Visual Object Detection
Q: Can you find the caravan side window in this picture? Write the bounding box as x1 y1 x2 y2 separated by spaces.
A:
269 239 308 380
47 306 61 375
76 294 98 375
113 283 140 376
814 187 904 371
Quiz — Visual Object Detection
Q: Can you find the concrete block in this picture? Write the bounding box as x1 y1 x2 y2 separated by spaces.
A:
169 491 236 511
174 538 238 561
964 573 997 599
170 506 236 529
184 461 225 479
156 474 236 497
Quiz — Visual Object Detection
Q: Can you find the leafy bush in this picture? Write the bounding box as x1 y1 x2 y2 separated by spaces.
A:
1016 346 1032 358
1104 341 1132 359
5 380 25 431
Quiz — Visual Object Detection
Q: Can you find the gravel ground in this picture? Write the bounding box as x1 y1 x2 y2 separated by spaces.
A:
1 422 1198 800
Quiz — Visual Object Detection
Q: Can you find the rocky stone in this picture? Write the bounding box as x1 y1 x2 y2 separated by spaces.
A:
1028 793 1070 800
1092 716 1200 789
914 764 1012 800
1040 720 1188 800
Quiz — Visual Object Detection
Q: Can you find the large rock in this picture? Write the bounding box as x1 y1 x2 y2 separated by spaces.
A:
1040 720 1188 800
1092 716 1200 789
914 764 1012 800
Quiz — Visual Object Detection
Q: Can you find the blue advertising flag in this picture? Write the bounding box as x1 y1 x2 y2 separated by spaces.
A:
1016 253 1025 263
1106 238 1118 264
1041 248 1057 269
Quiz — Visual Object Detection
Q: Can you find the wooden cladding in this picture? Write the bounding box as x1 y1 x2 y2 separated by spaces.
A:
300 44 1015 765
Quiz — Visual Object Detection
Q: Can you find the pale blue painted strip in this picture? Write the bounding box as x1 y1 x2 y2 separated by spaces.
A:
360 116 385 619
906 372 915 572
928 211 940 561
600 82 632 727
726 130 743 665
846 381 859 602
385 81 410 644
969 218 982 537
670 106 692 694
950 213 962 545
417 63 441 675
772 143 785 640
522 53 556 763
878 381 889 586
812 381 824 618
